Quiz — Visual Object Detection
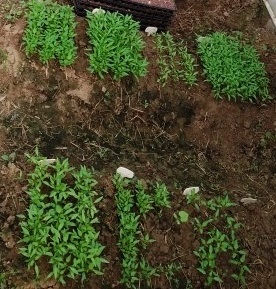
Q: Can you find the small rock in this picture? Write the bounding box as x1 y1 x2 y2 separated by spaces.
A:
192 239 200 250
160 244 169 254
3 222 9 229
5 240 15 249
223 11 230 17
79 40 86 47
102 230 112 237
7 215 15 225
39 159 56 165
183 187 199 196
244 120 251 129
92 8 105 14
145 26 158 36
36 93 47 103
4 24 11 32
116 167 134 179
240 197 257 205
40 279 57 289
174 234 183 243
3 235 15 249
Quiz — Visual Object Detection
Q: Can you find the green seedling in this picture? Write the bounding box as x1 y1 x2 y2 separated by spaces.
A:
86 10 148 79
113 174 140 288
191 193 249 286
19 152 107 284
155 32 197 86
1 152 16 162
161 262 183 287
140 233 155 250
154 182 171 208
24 0 77 66
174 210 189 224
197 32 269 101
139 258 159 287
136 181 154 216
113 175 172 288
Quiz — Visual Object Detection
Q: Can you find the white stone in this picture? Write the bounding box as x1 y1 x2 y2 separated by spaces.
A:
92 8 105 15
145 26 158 36
39 159 56 165
183 186 200 196
116 167 134 179
240 197 257 205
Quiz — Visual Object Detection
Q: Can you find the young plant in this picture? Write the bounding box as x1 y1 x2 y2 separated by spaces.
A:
190 193 250 286
114 176 172 287
136 181 154 216
19 153 107 284
154 182 171 208
24 0 77 66
1 152 16 163
139 258 159 287
140 233 155 250
155 32 197 86
162 262 184 287
197 32 269 101
113 174 140 288
86 10 148 79
174 210 189 224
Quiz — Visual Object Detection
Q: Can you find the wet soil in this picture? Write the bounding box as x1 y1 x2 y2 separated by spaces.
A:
0 0 276 289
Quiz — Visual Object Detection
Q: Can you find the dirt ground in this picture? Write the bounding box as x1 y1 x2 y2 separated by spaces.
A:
0 0 276 288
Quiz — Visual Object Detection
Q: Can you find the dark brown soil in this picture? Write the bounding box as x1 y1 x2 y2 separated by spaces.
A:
0 0 276 289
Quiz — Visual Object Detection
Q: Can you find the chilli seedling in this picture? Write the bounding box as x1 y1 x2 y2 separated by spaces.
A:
86 10 148 79
19 152 107 284
197 32 269 101
24 0 77 66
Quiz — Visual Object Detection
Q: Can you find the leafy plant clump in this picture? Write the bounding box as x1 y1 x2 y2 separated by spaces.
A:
113 174 141 288
155 32 197 86
113 175 171 288
197 32 269 101
23 0 77 66
187 192 250 286
86 10 148 79
19 153 107 284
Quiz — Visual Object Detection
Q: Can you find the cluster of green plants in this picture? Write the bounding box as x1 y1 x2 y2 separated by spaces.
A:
155 32 197 86
136 180 171 216
86 10 148 79
197 32 269 101
18 153 107 284
23 0 77 66
187 192 250 286
113 175 171 288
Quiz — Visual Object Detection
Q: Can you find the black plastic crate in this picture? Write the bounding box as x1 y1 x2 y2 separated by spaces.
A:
71 0 176 31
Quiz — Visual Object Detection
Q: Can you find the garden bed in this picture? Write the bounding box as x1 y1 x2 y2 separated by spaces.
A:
0 0 276 289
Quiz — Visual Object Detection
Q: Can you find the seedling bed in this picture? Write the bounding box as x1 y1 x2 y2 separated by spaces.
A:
71 0 176 30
